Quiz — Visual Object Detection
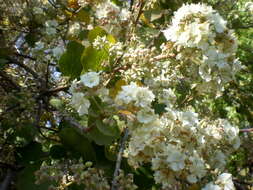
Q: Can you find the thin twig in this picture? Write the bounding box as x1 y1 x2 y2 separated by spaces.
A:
134 0 145 26
111 128 129 190
0 71 21 91
61 113 92 133
129 0 134 11
240 128 253 132
8 58 44 84
43 85 70 95
0 169 15 190
14 53 36 61
35 101 60 142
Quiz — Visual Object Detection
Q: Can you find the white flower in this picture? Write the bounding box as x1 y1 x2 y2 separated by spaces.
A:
45 20 58 35
211 13 227 33
159 88 176 106
93 36 108 50
96 87 110 102
115 82 155 107
216 173 235 190
220 120 240 145
199 63 212 82
187 156 206 183
70 92 90 116
34 41 44 50
80 72 100 88
46 27 57 35
115 82 139 105
78 0 88 7
179 111 199 128
45 20 58 27
52 46 64 58
68 22 81 36
202 183 221 190
166 149 185 171
135 87 155 108
137 108 156 124
211 151 227 169
119 8 131 21
33 7 43 15
245 2 253 12
95 0 120 19
69 79 80 94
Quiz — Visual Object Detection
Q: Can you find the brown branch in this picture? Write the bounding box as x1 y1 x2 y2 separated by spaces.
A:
134 0 145 26
240 128 253 132
34 101 60 142
61 114 92 133
111 128 129 190
0 71 21 91
43 85 70 95
0 169 15 190
14 53 36 61
39 125 59 133
129 0 134 11
8 58 44 83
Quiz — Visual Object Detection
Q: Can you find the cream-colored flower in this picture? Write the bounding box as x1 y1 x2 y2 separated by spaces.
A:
80 72 100 88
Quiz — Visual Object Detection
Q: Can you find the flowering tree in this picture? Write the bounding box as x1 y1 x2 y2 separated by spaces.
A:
1 0 253 190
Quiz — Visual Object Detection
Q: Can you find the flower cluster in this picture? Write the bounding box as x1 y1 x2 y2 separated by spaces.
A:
65 2 243 189
202 173 235 190
69 72 101 116
113 81 240 188
245 2 253 13
125 104 240 188
45 20 58 35
93 0 131 37
35 160 110 190
162 3 242 93
35 159 137 190
115 82 155 108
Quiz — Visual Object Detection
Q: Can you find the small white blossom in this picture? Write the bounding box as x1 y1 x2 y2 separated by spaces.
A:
45 20 58 35
52 46 64 58
166 148 185 171
202 183 221 190
34 41 44 50
33 7 44 15
136 108 156 124
70 92 90 116
216 173 235 190
135 87 155 108
115 82 154 107
68 22 81 36
80 72 100 88
245 2 253 12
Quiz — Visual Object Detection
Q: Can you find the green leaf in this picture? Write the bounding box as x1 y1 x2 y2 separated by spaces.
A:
81 46 108 71
16 141 45 166
111 0 123 6
85 126 114 146
15 123 37 144
87 26 107 43
50 145 67 159
0 47 12 59
95 120 120 137
17 163 51 190
59 123 96 161
106 34 116 44
144 9 163 22
104 145 117 161
152 103 167 115
74 9 90 23
59 41 84 79
0 58 8 69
